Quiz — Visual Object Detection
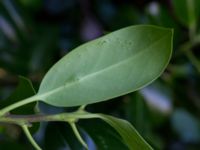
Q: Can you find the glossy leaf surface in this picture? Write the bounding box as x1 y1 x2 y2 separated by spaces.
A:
37 25 173 107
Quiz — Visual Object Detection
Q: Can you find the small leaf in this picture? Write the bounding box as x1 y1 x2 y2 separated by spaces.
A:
37 25 173 107
96 114 153 150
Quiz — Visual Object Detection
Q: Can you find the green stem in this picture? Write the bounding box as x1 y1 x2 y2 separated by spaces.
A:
0 110 100 150
0 111 98 125
0 96 38 116
22 125 42 150
187 0 196 40
0 111 98 150
78 105 87 111
70 123 88 150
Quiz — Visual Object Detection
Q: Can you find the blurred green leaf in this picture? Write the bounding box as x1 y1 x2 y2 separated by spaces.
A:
172 0 200 27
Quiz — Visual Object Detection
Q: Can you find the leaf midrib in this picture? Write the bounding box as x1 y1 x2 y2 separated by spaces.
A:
38 31 171 100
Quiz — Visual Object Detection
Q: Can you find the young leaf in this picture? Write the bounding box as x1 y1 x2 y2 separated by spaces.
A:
37 25 173 107
78 112 153 149
96 114 153 150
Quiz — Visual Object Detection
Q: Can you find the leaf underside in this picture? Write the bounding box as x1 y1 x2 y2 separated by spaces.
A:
37 25 173 107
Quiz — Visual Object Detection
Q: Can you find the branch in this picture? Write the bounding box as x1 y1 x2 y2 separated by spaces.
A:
22 125 42 150
0 110 97 150
70 123 88 149
0 111 98 126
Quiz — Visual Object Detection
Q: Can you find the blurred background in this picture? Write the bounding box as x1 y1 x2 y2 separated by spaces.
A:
0 0 200 150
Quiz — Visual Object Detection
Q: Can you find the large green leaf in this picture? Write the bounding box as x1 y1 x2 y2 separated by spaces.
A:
37 25 173 107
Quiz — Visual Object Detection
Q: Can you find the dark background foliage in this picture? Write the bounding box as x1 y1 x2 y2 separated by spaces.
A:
0 0 200 149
